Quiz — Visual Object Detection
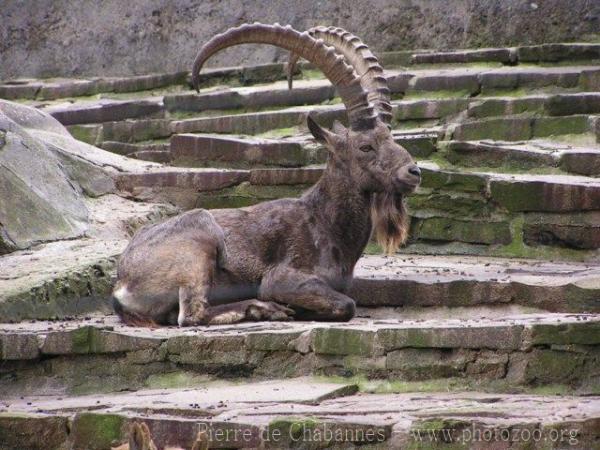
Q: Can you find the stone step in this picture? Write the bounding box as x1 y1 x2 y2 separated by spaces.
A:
445 140 600 176
188 164 600 254
164 67 600 117
378 43 600 67
43 98 164 125
99 140 172 163
1 314 598 394
0 194 177 322
165 80 336 113
0 71 188 101
450 114 598 141
3 233 598 322
111 161 600 255
167 131 440 168
100 141 170 157
352 255 600 313
114 167 250 209
3 380 599 450
1 381 598 450
63 99 600 153
163 162 600 213
170 133 316 168
0 64 296 102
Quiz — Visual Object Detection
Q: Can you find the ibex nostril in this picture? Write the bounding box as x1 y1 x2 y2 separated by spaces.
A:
408 165 421 178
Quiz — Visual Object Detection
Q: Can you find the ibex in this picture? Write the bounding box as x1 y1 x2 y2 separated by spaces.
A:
112 23 421 326
112 421 208 450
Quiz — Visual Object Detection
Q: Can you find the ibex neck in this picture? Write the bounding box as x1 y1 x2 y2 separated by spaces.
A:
303 165 373 261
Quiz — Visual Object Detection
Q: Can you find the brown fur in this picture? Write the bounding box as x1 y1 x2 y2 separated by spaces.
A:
112 422 208 450
114 118 420 327
371 192 409 255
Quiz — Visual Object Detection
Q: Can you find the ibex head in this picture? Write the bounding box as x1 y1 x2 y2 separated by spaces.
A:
192 23 420 253
307 116 420 195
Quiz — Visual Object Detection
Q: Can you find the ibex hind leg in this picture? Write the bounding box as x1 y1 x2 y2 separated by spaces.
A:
177 252 215 326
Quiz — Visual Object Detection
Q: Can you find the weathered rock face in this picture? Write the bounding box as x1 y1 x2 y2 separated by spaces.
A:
0 101 91 254
2 0 599 79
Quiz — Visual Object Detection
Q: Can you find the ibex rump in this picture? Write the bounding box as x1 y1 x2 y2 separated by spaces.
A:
113 24 421 326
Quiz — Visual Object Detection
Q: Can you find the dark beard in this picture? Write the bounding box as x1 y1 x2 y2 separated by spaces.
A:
370 191 409 255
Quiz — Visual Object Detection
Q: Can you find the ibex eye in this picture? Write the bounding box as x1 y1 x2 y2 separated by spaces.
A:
359 145 374 153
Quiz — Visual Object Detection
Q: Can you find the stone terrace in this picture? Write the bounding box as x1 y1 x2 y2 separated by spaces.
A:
1 42 600 449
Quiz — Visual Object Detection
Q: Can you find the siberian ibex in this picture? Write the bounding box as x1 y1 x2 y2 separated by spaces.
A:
112 23 421 326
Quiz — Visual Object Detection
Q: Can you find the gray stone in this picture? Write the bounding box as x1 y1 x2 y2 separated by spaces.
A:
45 99 164 126
2 1 599 80
445 140 557 168
395 98 468 120
170 133 307 167
524 221 600 250
467 96 545 118
393 132 438 158
517 44 600 62
452 117 532 141
171 109 307 135
377 325 524 351
560 150 600 176
411 48 513 64
545 93 600 116
41 327 163 355
0 101 90 253
101 118 172 142
490 175 600 212
131 149 172 163
0 333 39 360
409 71 479 94
386 348 474 378
412 216 512 245
249 167 323 185
164 90 244 112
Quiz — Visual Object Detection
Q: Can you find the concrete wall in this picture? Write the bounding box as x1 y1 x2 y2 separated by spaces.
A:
1 0 599 80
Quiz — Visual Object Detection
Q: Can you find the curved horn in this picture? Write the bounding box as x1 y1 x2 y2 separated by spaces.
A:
192 23 377 130
287 26 392 125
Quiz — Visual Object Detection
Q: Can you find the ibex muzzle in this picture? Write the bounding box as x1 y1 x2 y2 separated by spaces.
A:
113 23 420 327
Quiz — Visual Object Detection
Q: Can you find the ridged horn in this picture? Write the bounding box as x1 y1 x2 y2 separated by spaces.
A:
287 26 392 125
192 22 377 130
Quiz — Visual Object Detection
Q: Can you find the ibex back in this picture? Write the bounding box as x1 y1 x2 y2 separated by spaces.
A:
113 24 421 326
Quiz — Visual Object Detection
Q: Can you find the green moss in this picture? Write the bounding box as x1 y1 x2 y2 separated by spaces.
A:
413 216 512 245
315 375 581 396
403 89 473 100
73 413 125 450
255 126 302 138
545 133 598 147
312 328 376 356
493 215 593 261
301 69 325 81
71 327 91 353
144 371 212 389
195 182 309 209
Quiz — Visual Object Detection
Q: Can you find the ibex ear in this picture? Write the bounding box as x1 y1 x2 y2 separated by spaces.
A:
307 114 338 145
331 120 347 135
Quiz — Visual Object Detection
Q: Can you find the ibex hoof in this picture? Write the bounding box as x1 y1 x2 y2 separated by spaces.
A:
247 300 295 321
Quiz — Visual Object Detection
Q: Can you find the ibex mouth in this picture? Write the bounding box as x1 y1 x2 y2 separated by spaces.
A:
393 176 421 194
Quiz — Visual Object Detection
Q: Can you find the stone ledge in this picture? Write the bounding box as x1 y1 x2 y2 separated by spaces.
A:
0 314 598 393
1 383 599 449
43 99 164 126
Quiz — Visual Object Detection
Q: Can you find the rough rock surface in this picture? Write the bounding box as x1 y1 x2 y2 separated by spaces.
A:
2 0 599 79
2 382 598 449
0 101 90 253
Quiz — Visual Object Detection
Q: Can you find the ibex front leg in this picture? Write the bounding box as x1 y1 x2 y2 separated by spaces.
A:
259 267 356 321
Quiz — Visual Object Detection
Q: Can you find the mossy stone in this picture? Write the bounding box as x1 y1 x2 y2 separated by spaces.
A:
71 413 125 450
312 328 377 356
